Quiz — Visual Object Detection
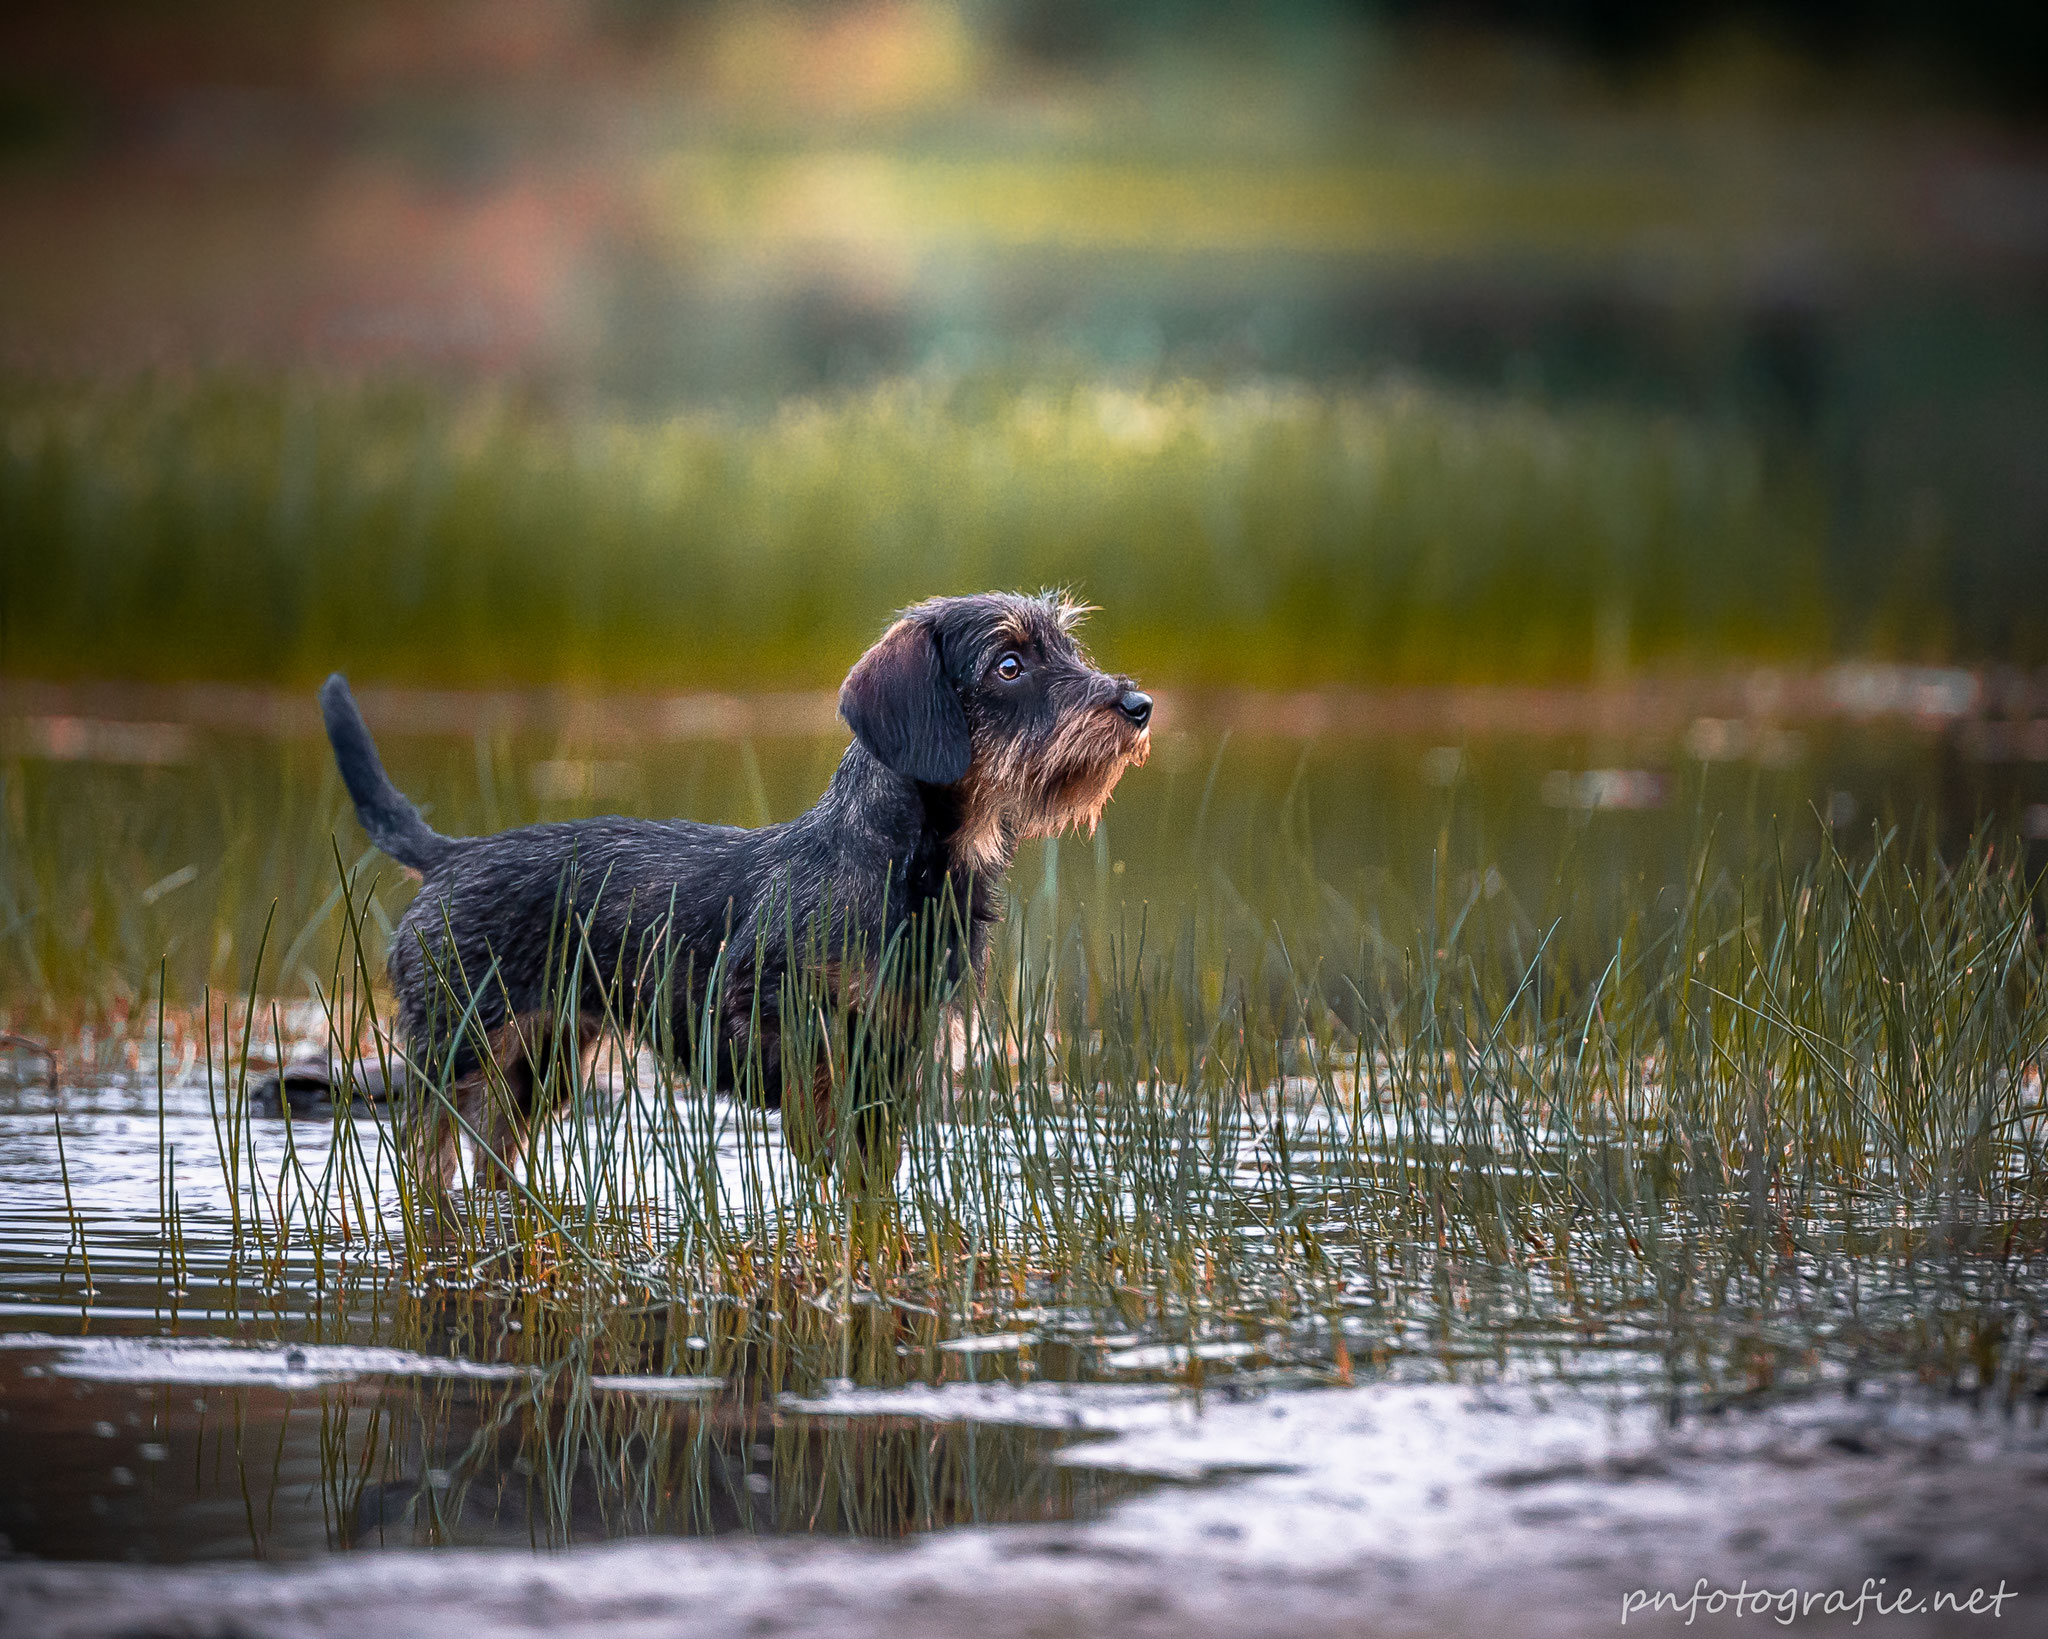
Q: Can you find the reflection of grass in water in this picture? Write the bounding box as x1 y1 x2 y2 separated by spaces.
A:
0 372 1827 691
336 1373 1134 1550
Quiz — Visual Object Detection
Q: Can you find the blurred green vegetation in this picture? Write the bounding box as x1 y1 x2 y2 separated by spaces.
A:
0 371 1836 690
4 709 2003 1030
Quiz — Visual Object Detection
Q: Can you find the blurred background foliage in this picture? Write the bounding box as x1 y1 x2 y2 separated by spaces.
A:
0 374 1828 686
0 0 2043 687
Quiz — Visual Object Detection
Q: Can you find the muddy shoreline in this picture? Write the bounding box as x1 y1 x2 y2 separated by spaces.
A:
6 1379 2045 1639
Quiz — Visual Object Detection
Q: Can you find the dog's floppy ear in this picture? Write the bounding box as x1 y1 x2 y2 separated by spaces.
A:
839 617 972 785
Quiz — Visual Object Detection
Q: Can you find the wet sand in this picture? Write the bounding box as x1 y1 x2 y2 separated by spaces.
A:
7 1378 2045 1639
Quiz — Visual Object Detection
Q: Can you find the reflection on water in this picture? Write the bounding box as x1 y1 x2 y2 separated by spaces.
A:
0 1334 1140 1562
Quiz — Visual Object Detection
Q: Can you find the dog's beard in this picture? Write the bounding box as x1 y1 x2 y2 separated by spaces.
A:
1012 711 1149 840
950 712 1148 873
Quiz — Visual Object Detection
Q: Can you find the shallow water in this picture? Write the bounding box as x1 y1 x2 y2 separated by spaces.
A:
4 712 2048 1596
0 1062 1125 1561
0 1332 1146 1562
5 1038 2043 1572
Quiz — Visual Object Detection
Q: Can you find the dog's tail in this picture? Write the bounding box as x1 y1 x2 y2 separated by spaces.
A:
320 674 456 875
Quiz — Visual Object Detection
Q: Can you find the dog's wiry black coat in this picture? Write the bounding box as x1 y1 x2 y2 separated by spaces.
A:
319 591 1150 1181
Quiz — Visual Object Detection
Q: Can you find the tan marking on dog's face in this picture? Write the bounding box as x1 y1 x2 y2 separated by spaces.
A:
958 696 1150 856
992 611 1035 651
1014 701 1150 838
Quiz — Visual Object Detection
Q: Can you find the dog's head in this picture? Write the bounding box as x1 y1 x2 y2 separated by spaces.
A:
839 591 1152 872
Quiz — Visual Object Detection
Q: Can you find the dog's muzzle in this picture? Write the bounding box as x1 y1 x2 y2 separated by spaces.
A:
1116 690 1153 729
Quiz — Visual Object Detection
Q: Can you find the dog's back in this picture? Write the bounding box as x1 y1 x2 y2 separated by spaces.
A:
321 673 776 1065
386 812 765 1049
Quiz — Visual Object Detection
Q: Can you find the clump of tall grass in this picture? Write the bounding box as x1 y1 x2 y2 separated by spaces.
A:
0 370 1828 691
148 815 2048 1409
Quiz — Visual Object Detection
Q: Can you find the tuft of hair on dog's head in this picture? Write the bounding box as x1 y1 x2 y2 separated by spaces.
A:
838 590 1150 876
1035 587 1097 635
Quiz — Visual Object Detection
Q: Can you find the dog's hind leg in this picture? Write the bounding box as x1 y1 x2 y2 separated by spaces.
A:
464 1012 604 1190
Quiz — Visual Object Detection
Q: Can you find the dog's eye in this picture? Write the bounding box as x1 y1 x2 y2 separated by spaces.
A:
995 653 1024 681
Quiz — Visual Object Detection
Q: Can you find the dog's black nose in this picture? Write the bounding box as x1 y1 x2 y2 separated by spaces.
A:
1117 689 1153 728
